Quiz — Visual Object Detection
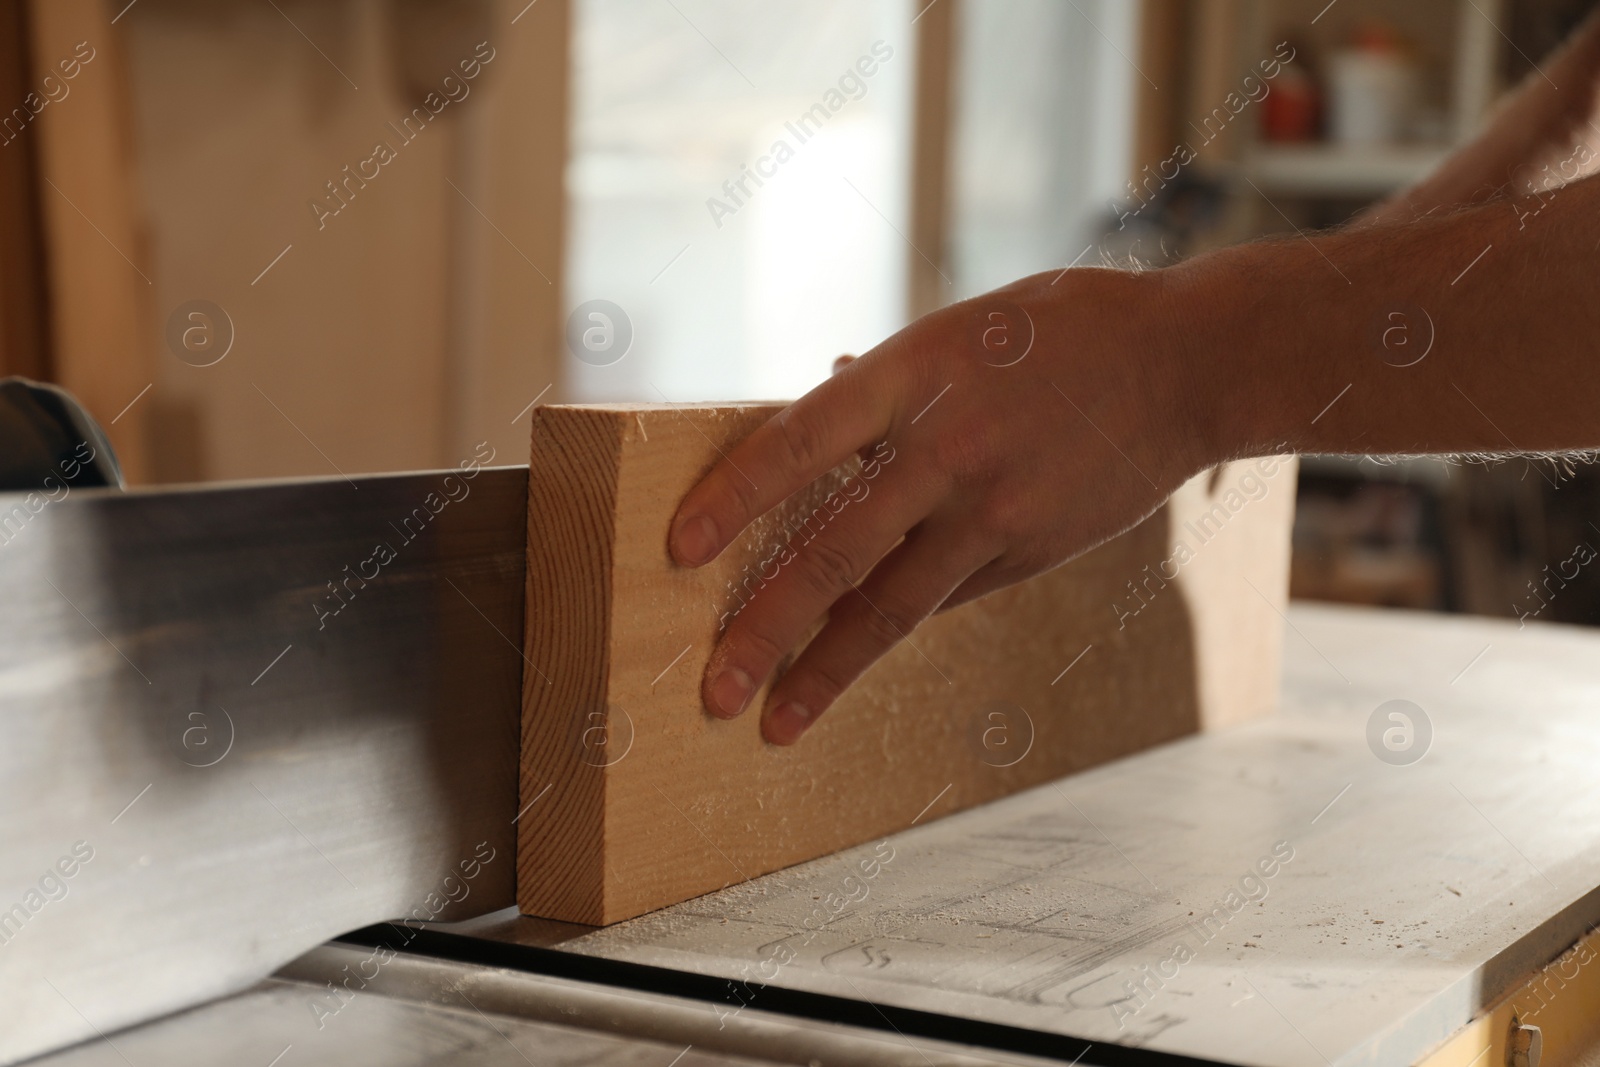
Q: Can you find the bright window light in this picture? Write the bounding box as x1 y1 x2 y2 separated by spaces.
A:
566 0 917 404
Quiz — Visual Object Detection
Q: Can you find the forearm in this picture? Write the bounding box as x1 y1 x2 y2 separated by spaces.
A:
1168 173 1600 459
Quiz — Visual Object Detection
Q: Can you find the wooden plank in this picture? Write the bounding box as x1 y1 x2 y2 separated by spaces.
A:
518 403 1296 925
510 604 1600 1064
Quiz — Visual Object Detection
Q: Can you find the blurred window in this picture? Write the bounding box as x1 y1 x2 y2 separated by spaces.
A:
948 0 1138 297
566 0 917 402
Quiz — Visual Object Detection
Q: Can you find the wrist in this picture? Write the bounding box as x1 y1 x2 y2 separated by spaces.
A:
1018 265 1234 486
1148 252 1276 467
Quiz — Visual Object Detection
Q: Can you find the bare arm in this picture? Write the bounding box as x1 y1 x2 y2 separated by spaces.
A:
672 182 1600 744
671 95 1600 750
1203 174 1600 461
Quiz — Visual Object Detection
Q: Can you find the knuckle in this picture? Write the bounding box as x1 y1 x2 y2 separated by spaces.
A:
729 620 791 674
793 537 861 602
972 490 1028 542
851 591 923 649
969 497 1007 540
929 422 994 482
716 468 762 526
793 657 853 706
775 405 827 476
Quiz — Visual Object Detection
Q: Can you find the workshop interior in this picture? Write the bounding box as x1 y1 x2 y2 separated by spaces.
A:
4 0 1600 1065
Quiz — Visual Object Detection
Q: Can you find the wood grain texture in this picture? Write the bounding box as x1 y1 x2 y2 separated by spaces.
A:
519 403 1297 925
520 407 623 921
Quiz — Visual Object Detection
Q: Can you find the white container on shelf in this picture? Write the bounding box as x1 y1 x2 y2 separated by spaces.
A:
1328 49 1419 145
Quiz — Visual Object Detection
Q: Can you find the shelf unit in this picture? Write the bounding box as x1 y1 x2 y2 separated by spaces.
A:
1241 142 1452 197
1230 0 1505 202
1199 0 1586 617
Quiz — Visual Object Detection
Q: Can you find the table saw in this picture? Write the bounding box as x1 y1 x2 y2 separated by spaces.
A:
4 467 1599 1067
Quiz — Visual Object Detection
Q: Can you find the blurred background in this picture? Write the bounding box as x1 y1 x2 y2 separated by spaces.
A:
2 0 1598 626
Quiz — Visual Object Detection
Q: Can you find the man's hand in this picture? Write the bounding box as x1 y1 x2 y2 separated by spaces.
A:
668 267 1218 745
669 0 1600 747
671 157 1600 745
